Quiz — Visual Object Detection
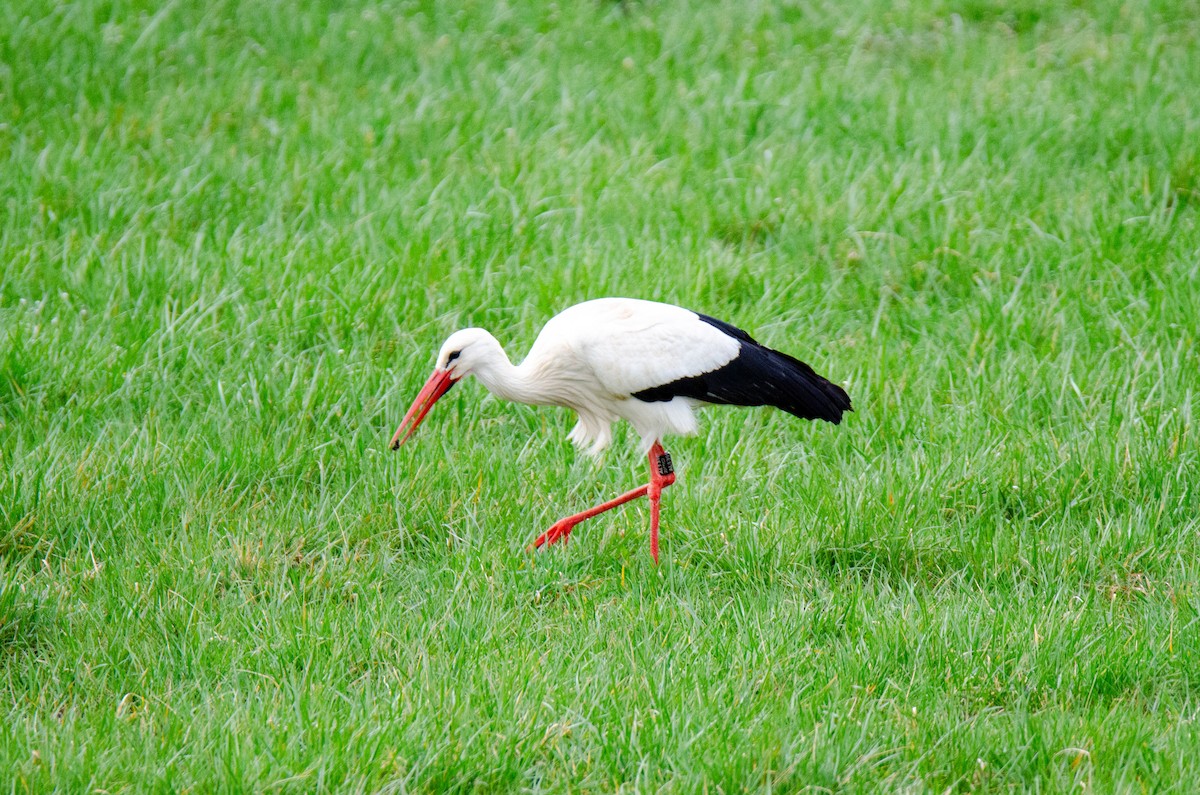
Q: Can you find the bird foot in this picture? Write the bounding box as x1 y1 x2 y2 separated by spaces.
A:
531 517 580 550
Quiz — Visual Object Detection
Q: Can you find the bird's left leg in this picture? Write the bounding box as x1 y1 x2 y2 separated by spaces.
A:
531 441 677 561
646 440 676 565
532 483 650 549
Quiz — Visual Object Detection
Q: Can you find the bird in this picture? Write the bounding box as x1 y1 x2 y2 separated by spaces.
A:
389 297 851 564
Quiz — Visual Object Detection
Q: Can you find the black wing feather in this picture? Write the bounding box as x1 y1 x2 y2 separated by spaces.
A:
631 314 852 424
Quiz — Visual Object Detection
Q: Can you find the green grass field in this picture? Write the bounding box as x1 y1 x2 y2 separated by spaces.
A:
3 0 1200 790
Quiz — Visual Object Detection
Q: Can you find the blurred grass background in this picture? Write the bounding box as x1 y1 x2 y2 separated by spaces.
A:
2 0 1199 791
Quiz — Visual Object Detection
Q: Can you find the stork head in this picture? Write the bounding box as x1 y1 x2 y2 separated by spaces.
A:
389 328 497 449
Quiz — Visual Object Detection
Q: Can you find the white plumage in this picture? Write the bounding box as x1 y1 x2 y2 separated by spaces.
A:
434 298 740 455
390 296 850 564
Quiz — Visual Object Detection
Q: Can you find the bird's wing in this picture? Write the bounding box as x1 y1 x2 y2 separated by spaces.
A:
543 298 742 398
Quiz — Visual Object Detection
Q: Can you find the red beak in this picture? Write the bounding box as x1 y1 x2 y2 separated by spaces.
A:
390 368 456 449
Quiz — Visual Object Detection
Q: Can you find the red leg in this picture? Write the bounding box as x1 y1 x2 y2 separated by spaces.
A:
531 483 649 548
646 441 676 565
531 441 677 564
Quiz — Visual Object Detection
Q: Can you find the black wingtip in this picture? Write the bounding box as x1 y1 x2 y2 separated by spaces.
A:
821 390 853 425
764 347 852 425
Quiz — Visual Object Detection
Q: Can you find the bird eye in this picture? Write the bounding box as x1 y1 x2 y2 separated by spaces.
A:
446 350 461 364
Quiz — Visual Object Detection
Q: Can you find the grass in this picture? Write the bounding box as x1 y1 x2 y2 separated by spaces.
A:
2 0 1199 790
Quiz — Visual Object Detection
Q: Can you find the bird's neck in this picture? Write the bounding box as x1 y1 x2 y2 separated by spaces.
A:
472 343 549 406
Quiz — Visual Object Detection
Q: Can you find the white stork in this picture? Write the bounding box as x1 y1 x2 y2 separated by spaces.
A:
390 297 851 563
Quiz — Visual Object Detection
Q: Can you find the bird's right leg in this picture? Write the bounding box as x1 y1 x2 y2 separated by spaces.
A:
646 441 676 565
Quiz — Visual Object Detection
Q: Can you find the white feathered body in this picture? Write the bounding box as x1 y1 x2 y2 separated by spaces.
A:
435 297 849 457
463 298 739 454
